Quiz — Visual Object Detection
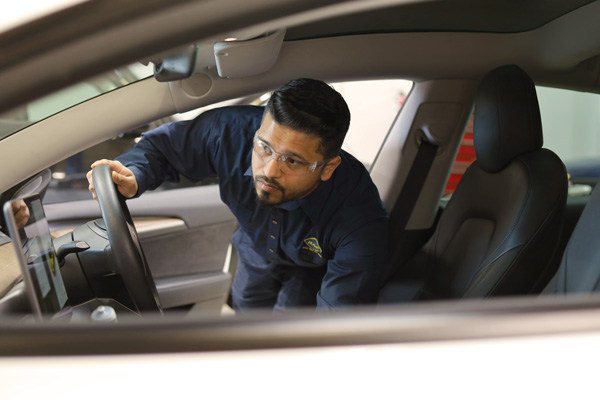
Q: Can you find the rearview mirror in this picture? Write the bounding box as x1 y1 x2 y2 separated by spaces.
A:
153 44 198 82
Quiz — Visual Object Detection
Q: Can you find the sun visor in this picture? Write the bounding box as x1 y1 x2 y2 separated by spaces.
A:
214 29 285 78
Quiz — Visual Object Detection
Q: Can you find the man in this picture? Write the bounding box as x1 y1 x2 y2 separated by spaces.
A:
87 78 388 311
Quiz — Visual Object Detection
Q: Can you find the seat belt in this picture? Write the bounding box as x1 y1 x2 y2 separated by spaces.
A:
384 139 438 282
391 140 438 234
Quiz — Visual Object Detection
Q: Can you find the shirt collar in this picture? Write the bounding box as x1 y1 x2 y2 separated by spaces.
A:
298 178 332 223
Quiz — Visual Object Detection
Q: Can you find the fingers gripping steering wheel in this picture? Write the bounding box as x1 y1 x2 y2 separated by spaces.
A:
92 164 162 313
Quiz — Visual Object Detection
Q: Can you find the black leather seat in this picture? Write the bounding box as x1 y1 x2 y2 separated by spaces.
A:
379 65 568 302
543 184 600 295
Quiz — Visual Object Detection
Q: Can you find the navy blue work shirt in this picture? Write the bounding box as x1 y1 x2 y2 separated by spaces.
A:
117 106 389 309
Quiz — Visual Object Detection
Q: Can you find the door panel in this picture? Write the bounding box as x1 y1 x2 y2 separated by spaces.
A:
45 185 236 312
142 220 237 278
155 272 231 311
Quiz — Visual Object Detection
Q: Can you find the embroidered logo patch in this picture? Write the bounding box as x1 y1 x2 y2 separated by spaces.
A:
302 237 323 258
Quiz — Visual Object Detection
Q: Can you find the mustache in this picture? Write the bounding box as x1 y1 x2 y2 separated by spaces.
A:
255 175 285 191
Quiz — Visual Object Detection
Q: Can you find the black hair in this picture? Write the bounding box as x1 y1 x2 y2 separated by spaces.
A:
264 78 350 159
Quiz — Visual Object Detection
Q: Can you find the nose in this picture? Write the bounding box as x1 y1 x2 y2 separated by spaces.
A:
263 156 282 178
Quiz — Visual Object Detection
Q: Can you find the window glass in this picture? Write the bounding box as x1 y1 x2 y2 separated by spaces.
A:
537 87 600 185
333 80 412 168
0 63 153 141
444 115 475 196
43 79 413 204
28 83 103 121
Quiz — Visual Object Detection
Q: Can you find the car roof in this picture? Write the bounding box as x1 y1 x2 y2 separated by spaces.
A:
286 0 596 39
1 0 599 115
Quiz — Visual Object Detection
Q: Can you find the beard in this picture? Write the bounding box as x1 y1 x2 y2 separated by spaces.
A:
253 174 321 207
254 175 286 207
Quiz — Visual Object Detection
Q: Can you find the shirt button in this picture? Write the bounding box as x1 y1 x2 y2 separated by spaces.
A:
272 219 278 225
270 234 276 239
269 248 275 253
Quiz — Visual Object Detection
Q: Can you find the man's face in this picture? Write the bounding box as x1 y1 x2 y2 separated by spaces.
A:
251 112 340 206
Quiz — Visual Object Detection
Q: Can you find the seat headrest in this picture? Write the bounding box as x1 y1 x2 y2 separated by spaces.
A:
473 65 543 173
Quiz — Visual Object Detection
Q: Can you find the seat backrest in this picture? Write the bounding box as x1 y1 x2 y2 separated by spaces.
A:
379 65 568 302
543 184 600 295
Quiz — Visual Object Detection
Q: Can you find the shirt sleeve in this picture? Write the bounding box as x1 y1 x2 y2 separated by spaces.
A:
316 216 389 310
116 110 221 196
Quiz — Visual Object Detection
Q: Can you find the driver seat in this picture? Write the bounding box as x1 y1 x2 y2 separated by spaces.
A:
379 65 568 302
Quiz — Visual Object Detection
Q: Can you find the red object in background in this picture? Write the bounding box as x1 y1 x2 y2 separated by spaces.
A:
444 115 476 195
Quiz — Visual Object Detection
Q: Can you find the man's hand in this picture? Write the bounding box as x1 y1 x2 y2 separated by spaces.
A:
87 159 138 200
12 199 30 228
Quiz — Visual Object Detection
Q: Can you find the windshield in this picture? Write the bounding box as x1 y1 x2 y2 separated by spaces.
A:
0 62 153 141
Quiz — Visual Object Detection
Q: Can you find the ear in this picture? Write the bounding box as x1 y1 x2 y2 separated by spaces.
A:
320 156 341 181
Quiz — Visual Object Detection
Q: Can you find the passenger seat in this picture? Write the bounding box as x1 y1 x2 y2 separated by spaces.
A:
379 65 568 302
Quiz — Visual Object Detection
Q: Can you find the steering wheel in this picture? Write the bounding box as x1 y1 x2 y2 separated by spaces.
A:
92 164 162 313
